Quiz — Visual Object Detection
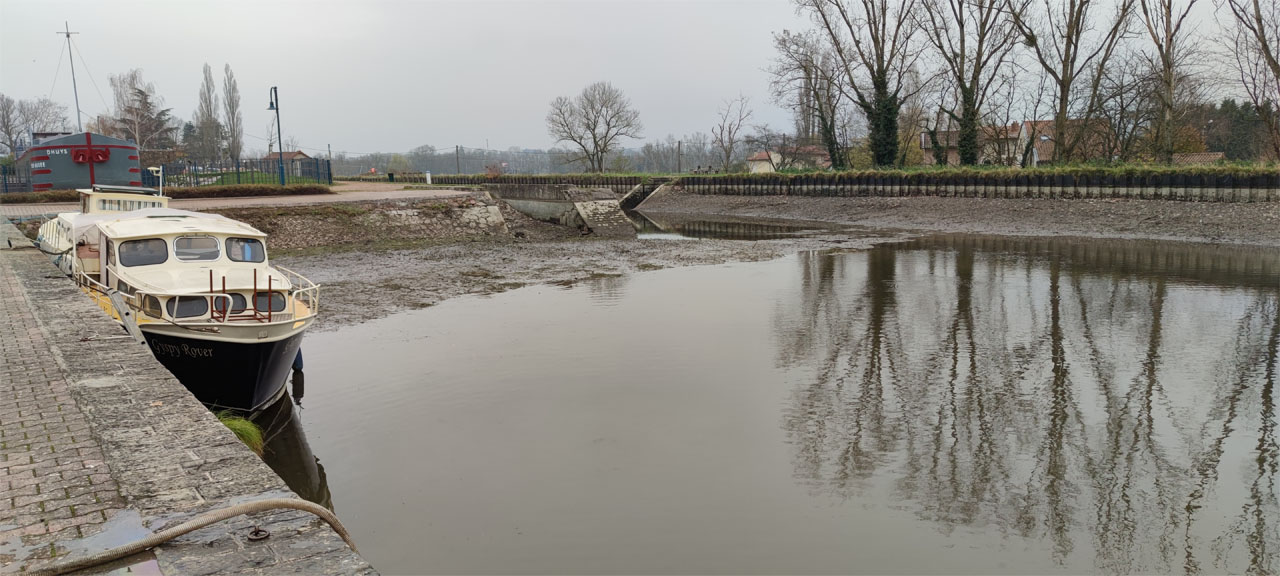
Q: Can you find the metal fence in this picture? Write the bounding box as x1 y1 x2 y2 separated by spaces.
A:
0 158 331 194
2 164 30 193
141 158 332 188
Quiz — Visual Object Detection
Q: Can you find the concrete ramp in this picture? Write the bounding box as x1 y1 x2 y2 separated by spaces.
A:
491 186 636 238
574 200 636 238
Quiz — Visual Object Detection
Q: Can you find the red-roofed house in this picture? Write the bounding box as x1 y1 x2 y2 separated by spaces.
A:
1171 152 1225 165
747 146 832 173
920 123 1025 166
262 150 312 176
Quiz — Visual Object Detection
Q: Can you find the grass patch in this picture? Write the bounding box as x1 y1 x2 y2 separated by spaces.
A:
0 184 333 204
216 412 264 456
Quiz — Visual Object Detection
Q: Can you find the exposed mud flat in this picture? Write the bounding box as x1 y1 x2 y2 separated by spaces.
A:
639 191 1280 247
277 230 879 331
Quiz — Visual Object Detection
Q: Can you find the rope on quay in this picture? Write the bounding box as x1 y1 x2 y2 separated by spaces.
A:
27 498 359 576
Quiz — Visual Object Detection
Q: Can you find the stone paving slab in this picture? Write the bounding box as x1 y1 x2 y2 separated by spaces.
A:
0 219 374 575
0 237 128 569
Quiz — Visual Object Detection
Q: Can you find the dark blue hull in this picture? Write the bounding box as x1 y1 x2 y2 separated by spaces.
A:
145 331 304 411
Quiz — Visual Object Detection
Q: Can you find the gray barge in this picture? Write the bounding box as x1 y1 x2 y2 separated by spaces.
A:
15 132 143 191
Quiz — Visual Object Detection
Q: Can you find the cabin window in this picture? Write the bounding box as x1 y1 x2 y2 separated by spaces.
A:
213 293 248 314
166 296 209 319
225 238 265 263
254 292 287 312
175 236 220 261
119 239 168 267
142 295 162 318
116 281 136 296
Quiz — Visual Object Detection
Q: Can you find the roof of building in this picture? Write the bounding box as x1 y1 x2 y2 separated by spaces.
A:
1171 152 1225 165
747 151 772 162
262 151 310 160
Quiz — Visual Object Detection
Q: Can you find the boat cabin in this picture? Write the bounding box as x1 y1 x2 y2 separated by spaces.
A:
78 184 169 214
84 213 312 327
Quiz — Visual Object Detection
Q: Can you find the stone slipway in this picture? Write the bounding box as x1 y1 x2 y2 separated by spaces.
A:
0 219 374 574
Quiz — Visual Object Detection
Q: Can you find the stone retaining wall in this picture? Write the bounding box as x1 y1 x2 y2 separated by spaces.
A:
674 183 1280 202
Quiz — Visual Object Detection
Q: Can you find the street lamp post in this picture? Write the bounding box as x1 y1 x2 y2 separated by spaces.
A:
268 87 285 186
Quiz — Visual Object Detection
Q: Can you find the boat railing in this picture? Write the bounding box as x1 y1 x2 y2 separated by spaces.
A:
75 266 318 327
274 265 321 318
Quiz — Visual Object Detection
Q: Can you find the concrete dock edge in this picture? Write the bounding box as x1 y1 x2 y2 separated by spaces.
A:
0 218 375 575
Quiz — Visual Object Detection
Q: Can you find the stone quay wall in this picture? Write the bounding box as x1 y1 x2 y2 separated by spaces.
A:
672 181 1280 202
0 218 375 574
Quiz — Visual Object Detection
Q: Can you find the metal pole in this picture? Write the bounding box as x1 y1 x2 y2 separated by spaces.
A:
677 140 682 173
59 23 83 132
455 145 461 174
272 87 285 186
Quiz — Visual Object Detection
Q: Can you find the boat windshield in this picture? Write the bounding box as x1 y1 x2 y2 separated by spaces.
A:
175 236 220 261
226 237 265 263
118 239 168 267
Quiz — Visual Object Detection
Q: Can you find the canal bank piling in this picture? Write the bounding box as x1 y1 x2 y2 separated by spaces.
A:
0 219 374 574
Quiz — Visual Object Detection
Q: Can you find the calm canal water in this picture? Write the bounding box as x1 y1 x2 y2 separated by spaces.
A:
281 234 1279 574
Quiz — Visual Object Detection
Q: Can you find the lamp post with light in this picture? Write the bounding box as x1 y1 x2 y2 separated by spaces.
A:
268 87 285 187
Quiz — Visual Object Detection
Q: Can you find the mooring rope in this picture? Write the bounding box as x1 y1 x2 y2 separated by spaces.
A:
27 498 358 576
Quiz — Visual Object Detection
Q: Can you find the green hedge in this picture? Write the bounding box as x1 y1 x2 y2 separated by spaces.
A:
0 184 332 204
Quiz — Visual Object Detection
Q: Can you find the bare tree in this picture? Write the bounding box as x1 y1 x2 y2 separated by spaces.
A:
1096 51 1154 161
193 63 221 162
711 96 753 171
1221 0 1280 102
108 70 176 148
1136 0 1200 163
17 98 70 135
222 64 243 164
0 94 21 157
798 0 925 167
545 81 642 172
919 0 1019 165
1007 0 1134 163
1222 0 1280 159
770 30 858 168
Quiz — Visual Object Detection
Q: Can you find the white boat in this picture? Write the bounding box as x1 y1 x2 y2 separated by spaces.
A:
37 185 319 411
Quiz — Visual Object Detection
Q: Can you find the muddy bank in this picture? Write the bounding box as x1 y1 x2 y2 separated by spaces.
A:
639 191 1280 247
208 194 506 252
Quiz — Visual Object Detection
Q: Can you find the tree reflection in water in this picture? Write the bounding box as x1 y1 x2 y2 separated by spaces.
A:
776 236 1280 574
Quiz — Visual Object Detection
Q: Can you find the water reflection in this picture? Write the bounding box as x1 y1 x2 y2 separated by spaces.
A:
778 235 1279 574
253 380 333 510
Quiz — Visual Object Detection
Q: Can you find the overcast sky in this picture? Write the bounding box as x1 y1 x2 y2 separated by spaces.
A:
3 0 1230 157
1 0 809 156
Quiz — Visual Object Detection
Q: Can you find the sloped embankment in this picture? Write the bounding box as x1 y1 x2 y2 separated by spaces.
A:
208 194 509 252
